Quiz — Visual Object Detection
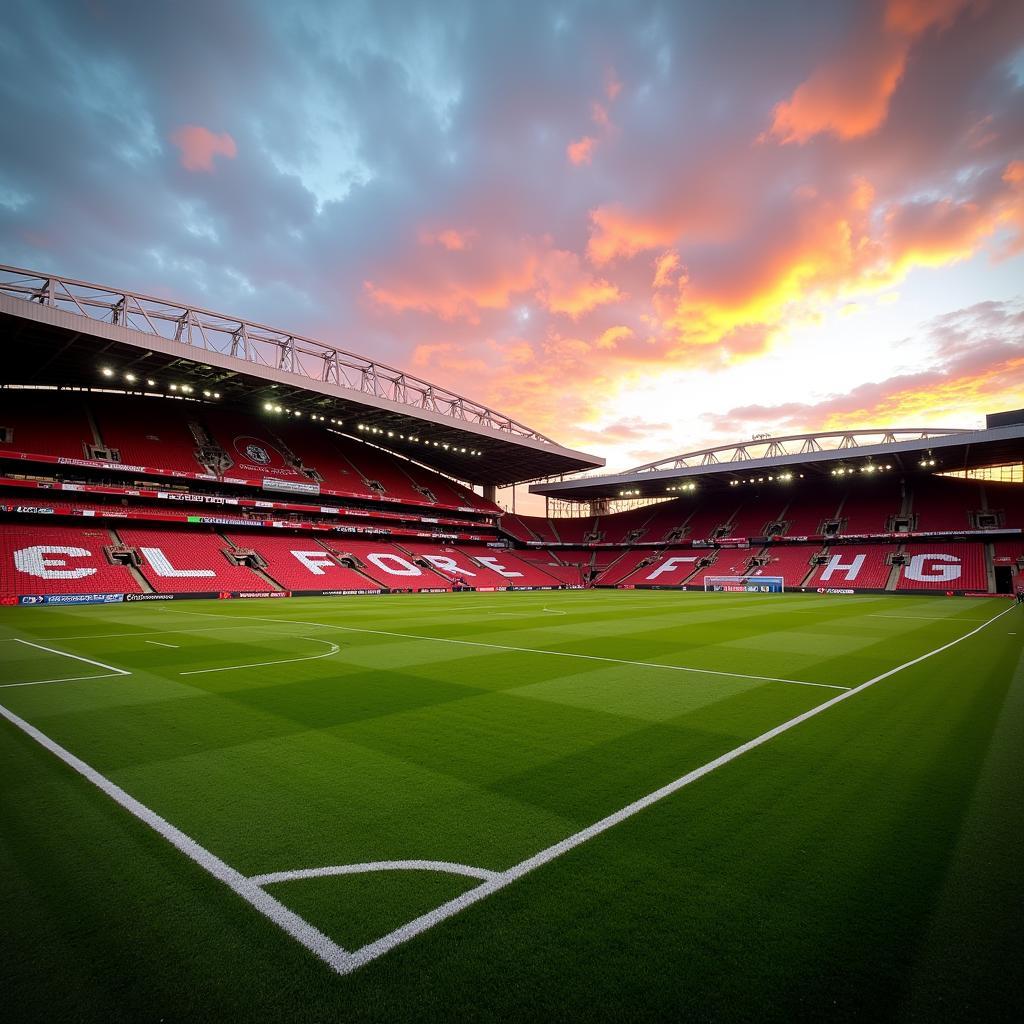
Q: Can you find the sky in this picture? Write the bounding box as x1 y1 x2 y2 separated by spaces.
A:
1 0 1023 512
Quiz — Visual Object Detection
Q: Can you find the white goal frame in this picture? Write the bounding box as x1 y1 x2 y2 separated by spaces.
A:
703 575 786 593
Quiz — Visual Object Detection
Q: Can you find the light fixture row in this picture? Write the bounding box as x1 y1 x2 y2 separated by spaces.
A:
100 367 218 398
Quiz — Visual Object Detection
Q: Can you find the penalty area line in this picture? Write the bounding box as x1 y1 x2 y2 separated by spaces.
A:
0 639 132 689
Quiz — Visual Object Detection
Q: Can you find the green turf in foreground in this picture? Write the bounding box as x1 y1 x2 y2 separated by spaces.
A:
0 590 1021 1022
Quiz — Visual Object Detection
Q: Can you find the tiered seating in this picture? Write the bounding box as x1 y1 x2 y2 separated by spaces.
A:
805 544 893 590
91 396 204 474
992 540 1024 567
0 393 93 459
457 547 566 587
692 551 757 586
395 460 483 510
753 545 823 587
398 542 518 588
223 533 381 591
839 482 902 534
985 482 1024 530
595 503 659 543
498 515 541 543
910 477 983 532
201 411 323 490
895 543 987 591
781 490 842 535
552 516 599 543
327 435 428 505
319 538 451 589
0 523 144 596
256 421 376 497
117 527 275 593
677 499 740 541
510 515 561 544
728 498 787 539
620 548 704 586
593 549 659 585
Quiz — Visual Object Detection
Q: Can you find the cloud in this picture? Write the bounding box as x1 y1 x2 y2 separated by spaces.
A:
366 238 623 322
715 299 1024 433
169 124 237 172
768 0 980 144
567 135 597 165
419 226 476 250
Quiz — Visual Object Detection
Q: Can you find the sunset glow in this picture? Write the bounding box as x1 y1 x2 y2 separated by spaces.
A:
2 0 1022 510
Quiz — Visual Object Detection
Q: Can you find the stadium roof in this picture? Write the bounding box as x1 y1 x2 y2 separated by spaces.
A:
530 425 1024 501
0 265 603 487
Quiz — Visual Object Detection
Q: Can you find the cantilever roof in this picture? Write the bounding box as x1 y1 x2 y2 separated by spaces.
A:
0 265 603 486
531 426 1024 501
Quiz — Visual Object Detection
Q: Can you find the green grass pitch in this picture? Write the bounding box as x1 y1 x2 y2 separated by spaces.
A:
1 590 1021 1022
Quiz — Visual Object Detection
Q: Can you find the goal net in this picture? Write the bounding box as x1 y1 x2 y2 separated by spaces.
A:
703 575 785 593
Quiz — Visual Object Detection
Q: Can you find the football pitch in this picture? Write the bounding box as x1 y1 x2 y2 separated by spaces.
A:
2 590 1022 1022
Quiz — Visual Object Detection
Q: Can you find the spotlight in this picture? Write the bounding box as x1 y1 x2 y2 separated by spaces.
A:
264 402 273 411
169 384 178 391
101 367 114 378
146 379 156 387
124 372 136 383
203 390 211 397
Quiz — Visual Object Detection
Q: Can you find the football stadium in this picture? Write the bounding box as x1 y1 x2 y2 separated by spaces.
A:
1 265 1022 1022
3 3 1024 1022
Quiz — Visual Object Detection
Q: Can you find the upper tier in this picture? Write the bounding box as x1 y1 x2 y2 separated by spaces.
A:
0 391 498 514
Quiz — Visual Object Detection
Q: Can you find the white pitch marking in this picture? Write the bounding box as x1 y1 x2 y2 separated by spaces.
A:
251 860 500 887
26 623 335 642
869 614 991 622
0 672 127 690
170 610 846 691
0 701 355 973
145 640 179 649
178 637 340 676
337 602 1017 974
0 639 133 689
12 638 131 676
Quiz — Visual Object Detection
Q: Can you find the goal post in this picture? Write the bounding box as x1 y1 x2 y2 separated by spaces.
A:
703 575 785 593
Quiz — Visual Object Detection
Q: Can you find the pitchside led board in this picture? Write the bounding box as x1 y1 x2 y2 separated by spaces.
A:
704 576 786 593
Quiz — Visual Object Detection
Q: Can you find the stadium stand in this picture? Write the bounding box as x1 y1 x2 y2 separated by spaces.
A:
895 543 987 592
780 490 842 536
507 514 561 544
552 515 600 543
591 548 659 585
0 523 144 595
985 481 1024 530
497 514 542 543
838 481 903 534
621 549 705 586
677 499 740 541
116 526 276 593
222 533 382 591
596 503 663 543
754 544 823 587
456 547 568 586
691 551 758 586
909 477 983 532
317 538 452 590
397 542 518 588
728 498 788 540
91 396 206 475
0 393 93 460
805 544 894 591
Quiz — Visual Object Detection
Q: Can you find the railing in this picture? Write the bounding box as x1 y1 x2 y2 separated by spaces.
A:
0 264 554 444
